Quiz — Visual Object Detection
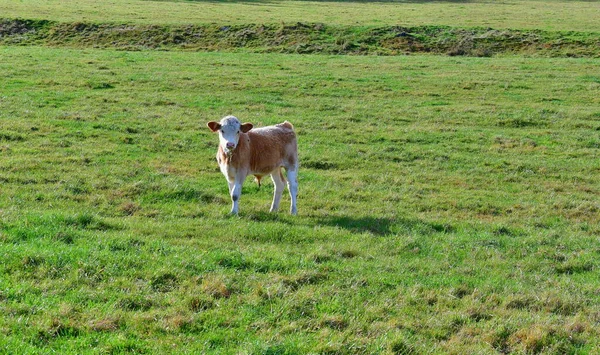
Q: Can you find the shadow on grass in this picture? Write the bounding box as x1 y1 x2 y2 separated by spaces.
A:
235 212 453 237
318 216 453 236
320 216 395 236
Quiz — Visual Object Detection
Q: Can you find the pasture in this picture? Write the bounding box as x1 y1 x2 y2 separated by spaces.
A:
1 0 600 354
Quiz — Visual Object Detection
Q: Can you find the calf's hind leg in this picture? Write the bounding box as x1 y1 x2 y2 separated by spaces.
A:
286 168 298 215
269 168 286 212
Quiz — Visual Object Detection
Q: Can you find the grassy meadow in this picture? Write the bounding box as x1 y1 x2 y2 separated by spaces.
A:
2 0 600 354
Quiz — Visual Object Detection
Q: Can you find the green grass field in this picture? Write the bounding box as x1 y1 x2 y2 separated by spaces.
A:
1 0 600 354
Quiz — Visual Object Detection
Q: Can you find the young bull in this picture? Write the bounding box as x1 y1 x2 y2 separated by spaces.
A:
207 115 298 215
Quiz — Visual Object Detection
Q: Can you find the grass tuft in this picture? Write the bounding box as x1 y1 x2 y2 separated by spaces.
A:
150 272 179 292
117 296 153 312
390 339 418 355
201 275 233 299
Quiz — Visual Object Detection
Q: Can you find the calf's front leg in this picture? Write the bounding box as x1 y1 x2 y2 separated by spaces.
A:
229 175 245 215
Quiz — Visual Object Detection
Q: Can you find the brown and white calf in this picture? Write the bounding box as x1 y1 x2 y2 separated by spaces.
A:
207 115 298 215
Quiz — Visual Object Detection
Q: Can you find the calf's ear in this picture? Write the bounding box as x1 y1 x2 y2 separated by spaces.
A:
241 123 253 133
207 121 221 132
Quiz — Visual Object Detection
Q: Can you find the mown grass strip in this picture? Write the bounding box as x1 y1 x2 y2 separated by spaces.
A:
2 18 600 57
2 0 600 33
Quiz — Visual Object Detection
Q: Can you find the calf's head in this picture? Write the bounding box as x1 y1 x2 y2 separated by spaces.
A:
207 116 253 154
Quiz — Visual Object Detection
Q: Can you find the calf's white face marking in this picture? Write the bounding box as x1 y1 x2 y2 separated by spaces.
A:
207 116 253 155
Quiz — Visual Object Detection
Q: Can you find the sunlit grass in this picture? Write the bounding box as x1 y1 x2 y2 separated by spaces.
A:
1 46 599 353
